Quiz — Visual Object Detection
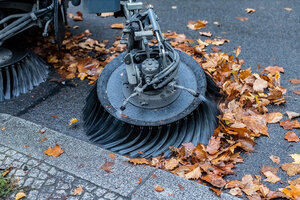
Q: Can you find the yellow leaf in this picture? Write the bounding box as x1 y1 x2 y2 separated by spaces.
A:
44 144 64 157
289 154 300 164
69 118 78 125
154 186 164 192
15 192 26 200
73 186 83 195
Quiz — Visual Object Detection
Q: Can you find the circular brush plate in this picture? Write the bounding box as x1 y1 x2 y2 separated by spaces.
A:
97 50 207 127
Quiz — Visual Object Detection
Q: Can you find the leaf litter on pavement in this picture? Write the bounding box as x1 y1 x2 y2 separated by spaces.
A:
28 17 300 199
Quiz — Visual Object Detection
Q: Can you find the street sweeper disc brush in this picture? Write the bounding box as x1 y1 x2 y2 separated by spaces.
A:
83 50 221 158
0 47 48 101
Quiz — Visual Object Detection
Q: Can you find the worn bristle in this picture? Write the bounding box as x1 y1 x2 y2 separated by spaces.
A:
0 51 48 101
83 73 220 158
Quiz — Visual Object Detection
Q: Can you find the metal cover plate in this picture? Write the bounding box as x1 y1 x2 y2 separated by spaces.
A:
97 50 207 126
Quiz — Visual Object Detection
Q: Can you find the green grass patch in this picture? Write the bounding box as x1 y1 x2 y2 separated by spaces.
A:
0 170 17 198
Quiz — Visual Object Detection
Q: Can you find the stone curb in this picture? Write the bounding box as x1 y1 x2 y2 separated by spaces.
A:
0 113 240 200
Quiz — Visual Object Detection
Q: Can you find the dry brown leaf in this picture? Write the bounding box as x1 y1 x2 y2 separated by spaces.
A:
178 184 184 191
235 17 248 21
235 46 241 58
101 12 114 17
185 167 202 179
164 158 179 170
206 137 221 155
201 174 226 188
225 180 243 189
1 126 5 131
187 20 208 30
280 120 300 130
44 144 64 157
154 186 164 192
282 185 300 199
266 112 283 123
210 187 223 196
281 163 300 176
110 24 124 29
137 177 143 184
51 115 58 118
100 161 114 173
262 66 284 74
73 186 83 195
245 8 256 13
289 79 300 84
284 132 299 142
286 111 300 120
284 8 292 11
289 177 300 186
129 158 148 165
290 154 300 164
253 78 268 92
294 90 300 95
39 137 48 143
15 192 26 200
199 32 212 37
229 187 243 196
270 155 280 165
261 165 278 175
205 38 230 46
263 171 281 183
109 153 115 159
69 118 78 125
1 166 13 177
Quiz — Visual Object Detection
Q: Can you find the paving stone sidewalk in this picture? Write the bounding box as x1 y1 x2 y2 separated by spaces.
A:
0 113 239 200
0 144 125 200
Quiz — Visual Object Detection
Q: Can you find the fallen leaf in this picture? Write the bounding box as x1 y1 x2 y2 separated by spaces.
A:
266 112 283 123
286 111 300 120
69 118 78 125
282 185 300 199
225 180 244 189
38 129 46 134
44 144 64 157
280 120 300 130
24 145 29 148
210 187 223 196
100 161 114 173
109 153 115 159
206 136 221 154
15 192 26 200
73 186 83 195
281 163 300 176
253 78 268 92
185 167 202 179
154 186 164 192
263 171 281 183
152 174 157 179
294 90 300 95
1 166 13 177
262 66 284 74
290 154 300 164
51 115 58 118
129 158 148 165
261 165 278 176
270 155 280 164
1 126 6 131
235 46 241 58
164 158 179 170
137 177 142 184
284 132 299 142
39 137 48 143
187 20 208 30
178 184 184 191
245 8 256 13
289 177 300 186
100 12 114 17
201 174 226 188
171 6 177 9
289 79 300 84
235 17 248 21
199 32 212 37
111 24 124 29
284 8 292 11
229 187 243 196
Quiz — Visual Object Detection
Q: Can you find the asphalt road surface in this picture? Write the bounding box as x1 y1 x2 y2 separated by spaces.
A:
1 0 299 194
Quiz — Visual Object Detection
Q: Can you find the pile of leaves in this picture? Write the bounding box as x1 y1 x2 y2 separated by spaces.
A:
129 32 300 199
30 29 125 84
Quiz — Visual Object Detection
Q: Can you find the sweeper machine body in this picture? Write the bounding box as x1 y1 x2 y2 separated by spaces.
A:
0 0 221 157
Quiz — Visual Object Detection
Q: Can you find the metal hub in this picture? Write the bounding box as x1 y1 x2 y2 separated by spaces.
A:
97 50 207 127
